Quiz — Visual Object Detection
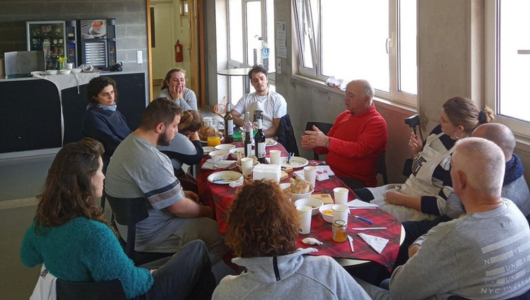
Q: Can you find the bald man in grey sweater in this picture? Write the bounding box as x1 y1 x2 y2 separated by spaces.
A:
360 138 530 300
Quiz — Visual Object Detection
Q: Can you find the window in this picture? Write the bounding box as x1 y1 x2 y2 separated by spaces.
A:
486 0 530 139
226 0 275 104
293 0 417 106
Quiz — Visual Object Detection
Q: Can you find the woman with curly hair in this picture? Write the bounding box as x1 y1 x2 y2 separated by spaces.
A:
82 76 131 172
20 138 215 300
212 179 370 300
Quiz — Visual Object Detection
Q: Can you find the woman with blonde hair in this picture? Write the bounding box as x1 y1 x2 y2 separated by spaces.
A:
158 69 197 111
21 138 215 300
212 179 370 300
355 96 494 222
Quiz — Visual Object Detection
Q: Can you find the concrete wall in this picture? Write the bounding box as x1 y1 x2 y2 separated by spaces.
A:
204 0 530 183
0 0 148 73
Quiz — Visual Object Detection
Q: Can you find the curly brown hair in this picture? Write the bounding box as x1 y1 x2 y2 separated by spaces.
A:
86 77 118 106
178 110 202 135
226 179 299 258
35 138 113 234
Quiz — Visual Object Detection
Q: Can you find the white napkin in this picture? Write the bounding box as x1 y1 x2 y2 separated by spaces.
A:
347 199 378 209
358 233 389 254
228 176 244 188
201 159 236 170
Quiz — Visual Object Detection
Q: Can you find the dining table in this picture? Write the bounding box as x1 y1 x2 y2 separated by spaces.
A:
197 142 402 272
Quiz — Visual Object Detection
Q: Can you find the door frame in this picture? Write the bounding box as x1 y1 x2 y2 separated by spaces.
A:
146 0 205 106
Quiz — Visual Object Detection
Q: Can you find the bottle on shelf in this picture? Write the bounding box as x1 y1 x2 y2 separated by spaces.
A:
254 119 266 163
224 102 234 143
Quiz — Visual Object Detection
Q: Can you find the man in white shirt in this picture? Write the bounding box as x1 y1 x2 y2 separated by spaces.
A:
231 65 287 138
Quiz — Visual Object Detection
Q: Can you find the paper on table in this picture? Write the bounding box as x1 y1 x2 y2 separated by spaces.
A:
347 199 378 209
358 233 389 254
201 159 236 170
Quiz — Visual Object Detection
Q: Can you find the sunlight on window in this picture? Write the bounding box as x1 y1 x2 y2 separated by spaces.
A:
246 1 262 66
320 0 389 92
399 0 417 95
499 0 530 122
229 0 243 62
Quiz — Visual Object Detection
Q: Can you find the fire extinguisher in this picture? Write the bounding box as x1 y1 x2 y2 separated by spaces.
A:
174 39 183 63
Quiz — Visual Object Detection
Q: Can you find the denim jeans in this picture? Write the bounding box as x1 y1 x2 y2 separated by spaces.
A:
135 240 216 300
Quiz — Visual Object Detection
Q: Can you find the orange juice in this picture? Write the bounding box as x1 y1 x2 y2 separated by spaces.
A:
207 136 221 146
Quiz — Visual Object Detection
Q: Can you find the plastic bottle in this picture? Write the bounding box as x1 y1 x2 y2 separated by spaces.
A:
254 119 266 163
261 38 269 71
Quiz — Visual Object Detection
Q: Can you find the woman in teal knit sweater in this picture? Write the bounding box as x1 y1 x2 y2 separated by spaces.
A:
20 138 215 299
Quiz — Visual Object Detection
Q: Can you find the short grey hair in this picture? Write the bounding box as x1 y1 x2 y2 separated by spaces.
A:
471 123 515 161
350 79 374 100
452 138 504 195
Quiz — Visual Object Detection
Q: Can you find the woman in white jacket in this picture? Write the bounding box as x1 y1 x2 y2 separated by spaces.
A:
212 179 371 300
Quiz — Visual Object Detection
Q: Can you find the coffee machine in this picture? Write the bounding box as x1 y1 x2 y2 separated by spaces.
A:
79 18 116 68
65 20 79 67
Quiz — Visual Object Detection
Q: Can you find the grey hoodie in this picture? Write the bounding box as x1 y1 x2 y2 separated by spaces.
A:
212 248 371 300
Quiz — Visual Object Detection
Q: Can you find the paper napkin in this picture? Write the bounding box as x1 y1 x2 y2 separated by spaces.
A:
358 233 389 254
347 199 379 209
294 166 335 181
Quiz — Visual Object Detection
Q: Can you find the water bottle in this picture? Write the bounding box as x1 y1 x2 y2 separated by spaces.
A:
261 39 269 71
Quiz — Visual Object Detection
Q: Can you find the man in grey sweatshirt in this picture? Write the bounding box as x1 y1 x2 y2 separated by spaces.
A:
360 137 530 300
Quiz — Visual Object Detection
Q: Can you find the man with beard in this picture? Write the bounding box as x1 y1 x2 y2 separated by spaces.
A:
231 65 287 138
106 98 227 265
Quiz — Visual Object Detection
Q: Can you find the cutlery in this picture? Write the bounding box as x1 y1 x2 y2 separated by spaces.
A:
351 227 387 230
353 216 373 225
287 152 292 164
347 235 354 252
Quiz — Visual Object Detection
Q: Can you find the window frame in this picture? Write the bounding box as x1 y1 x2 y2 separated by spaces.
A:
292 0 417 107
485 0 530 141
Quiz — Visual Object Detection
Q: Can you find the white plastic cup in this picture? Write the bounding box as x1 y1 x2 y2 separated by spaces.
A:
297 205 312 234
241 157 253 178
332 204 349 225
333 187 349 205
304 166 317 188
269 150 281 165
66 63 73 70
202 117 212 127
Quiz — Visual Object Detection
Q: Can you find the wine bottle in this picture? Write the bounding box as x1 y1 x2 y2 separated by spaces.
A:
224 102 234 143
242 111 253 145
255 119 266 163
244 130 253 158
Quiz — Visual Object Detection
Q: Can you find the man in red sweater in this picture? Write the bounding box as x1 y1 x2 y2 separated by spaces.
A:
302 80 388 188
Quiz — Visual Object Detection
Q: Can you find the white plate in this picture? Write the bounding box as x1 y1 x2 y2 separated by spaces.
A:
207 171 243 185
202 146 215 154
281 156 309 168
265 138 277 147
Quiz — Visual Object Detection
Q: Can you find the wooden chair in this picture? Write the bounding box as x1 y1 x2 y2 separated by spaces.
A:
56 278 126 300
106 195 173 266
305 122 333 160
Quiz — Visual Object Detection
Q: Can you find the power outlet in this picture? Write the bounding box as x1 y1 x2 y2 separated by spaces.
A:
137 50 143 64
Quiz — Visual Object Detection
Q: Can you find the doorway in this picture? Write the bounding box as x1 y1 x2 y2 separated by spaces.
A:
147 0 202 104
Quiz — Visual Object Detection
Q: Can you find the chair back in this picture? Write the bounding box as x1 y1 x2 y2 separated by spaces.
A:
305 122 333 160
105 194 173 265
377 151 389 185
56 278 126 300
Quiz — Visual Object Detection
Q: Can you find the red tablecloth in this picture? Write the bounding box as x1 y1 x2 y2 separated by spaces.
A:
197 142 401 271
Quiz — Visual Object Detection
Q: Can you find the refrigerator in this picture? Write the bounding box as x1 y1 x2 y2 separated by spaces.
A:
26 21 67 70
